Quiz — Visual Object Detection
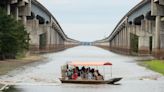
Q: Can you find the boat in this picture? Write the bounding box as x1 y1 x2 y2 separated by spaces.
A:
59 61 122 84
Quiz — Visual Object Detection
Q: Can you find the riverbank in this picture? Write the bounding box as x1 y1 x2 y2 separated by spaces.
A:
139 60 164 75
0 55 45 75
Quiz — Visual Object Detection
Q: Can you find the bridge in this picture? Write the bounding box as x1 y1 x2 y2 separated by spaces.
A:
0 0 78 53
95 0 164 59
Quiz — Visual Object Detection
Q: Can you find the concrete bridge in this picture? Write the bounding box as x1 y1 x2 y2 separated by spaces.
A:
95 0 164 59
0 0 77 53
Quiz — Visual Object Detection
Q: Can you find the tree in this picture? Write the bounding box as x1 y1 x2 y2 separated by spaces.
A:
0 8 29 60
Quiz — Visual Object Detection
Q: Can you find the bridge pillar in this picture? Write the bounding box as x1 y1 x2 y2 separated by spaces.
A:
155 16 161 50
49 29 55 51
115 33 118 49
26 18 40 53
56 31 59 50
138 18 152 55
15 6 19 20
138 36 150 55
7 3 11 15
118 31 121 52
123 27 127 53
126 23 131 54
153 16 161 58
119 29 123 53
22 15 27 25
54 31 57 50
121 29 123 52
119 30 121 51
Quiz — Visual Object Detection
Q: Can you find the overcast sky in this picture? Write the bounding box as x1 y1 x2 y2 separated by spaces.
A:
39 0 141 42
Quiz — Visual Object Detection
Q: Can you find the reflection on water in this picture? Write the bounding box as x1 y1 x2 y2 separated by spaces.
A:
0 46 163 92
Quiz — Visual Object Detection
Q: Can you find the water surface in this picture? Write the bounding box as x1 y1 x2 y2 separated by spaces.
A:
0 46 163 92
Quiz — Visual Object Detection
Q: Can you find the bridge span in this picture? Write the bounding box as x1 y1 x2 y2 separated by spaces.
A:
94 0 164 59
0 0 78 53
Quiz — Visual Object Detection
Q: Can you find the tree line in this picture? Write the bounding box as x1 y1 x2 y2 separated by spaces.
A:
0 8 29 60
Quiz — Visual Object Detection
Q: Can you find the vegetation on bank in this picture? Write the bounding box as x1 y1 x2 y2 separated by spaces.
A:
142 60 164 75
0 8 29 60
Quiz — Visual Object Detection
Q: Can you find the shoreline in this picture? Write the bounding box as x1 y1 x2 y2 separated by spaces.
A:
0 55 46 76
138 60 164 76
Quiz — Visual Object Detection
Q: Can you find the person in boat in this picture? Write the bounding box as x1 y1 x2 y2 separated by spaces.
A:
84 68 88 79
94 70 104 80
72 68 78 80
67 69 72 79
80 66 85 79
90 68 95 79
75 67 81 77
61 64 69 79
88 70 93 80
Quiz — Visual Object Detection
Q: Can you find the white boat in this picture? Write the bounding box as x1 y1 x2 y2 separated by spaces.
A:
59 61 122 84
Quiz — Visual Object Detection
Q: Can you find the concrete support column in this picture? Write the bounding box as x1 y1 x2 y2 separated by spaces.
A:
125 28 127 47
115 37 116 48
7 4 11 15
123 28 125 49
118 32 121 48
52 30 56 50
153 16 161 57
138 36 150 55
110 40 112 48
120 30 122 50
123 28 125 48
155 16 161 50
112 38 114 48
127 24 131 54
47 27 51 51
117 33 119 48
123 28 126 50
56 32 59 49
22 16 27 25
15 6 19 20
113 35 118 47
125 26 129 53
118 31 121 49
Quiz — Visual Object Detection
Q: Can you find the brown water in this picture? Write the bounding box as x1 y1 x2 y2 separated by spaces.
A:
0 46 164 92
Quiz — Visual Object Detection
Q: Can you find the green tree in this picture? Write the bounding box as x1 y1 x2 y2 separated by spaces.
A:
0 8 29 60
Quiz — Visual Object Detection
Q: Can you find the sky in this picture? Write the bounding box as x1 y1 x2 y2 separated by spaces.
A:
39 0 142 42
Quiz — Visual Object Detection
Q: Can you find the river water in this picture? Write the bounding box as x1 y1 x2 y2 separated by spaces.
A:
0 46 164 92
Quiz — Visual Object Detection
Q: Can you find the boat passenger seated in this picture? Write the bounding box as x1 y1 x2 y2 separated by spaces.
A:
94 70 104 80
97 74 104 80
72 69 78 80
76 67 81 76
88 71 93 80
80 66 85 79
67 69 72 79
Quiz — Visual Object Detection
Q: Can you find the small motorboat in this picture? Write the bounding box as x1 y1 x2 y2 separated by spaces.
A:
59 61 122 84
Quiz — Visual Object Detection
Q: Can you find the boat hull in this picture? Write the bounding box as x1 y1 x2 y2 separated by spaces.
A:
59 77 122 84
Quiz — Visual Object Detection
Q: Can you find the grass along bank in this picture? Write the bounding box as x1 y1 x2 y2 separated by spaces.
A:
0 55 45 75
141 60 164 75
